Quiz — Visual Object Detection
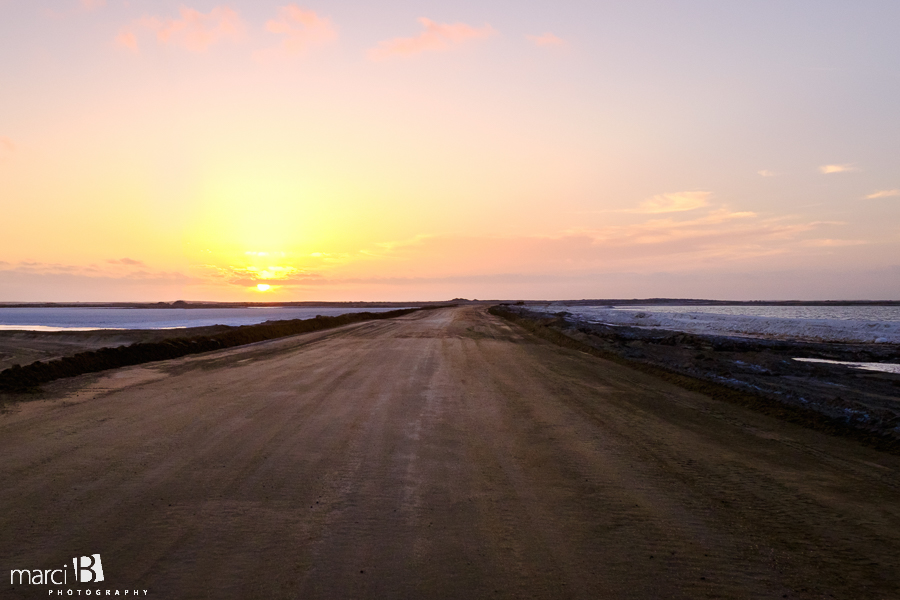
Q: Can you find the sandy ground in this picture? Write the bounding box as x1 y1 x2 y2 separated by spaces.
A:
1 306 900 599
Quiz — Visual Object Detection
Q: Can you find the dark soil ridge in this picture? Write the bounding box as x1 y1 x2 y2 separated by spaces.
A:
0 308 430 393
521 299 900 307
490 304 900 454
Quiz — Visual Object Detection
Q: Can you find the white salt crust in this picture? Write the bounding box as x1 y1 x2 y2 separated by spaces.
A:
552 306 900 344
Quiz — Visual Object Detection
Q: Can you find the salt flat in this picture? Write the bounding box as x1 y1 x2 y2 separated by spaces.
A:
553 304 900 343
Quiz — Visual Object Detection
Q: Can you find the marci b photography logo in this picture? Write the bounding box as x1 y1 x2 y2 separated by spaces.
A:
9 554 149 596
74 554 104 583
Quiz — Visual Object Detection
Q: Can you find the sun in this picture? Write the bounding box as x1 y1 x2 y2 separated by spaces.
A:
256 283 271 292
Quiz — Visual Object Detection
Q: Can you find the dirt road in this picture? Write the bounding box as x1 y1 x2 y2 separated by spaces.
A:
2 307 899 599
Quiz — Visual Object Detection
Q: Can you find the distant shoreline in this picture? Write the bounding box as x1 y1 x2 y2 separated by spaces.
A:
1 298 898 309
0 300 461 309
530 299 900 307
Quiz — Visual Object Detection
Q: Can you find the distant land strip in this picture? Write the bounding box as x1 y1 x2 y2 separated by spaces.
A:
521 299 900 307
0 307 435 393
1 299 899 309
489 304 900 455
0 300 473 309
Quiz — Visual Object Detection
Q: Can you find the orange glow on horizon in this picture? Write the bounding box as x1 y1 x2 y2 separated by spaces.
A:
2 3 898 302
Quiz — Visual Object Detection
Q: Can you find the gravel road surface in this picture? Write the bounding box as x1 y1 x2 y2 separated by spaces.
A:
2 306 899 599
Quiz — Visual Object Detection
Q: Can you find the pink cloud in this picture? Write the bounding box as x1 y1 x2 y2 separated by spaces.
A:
117 6 246 52
0 136 15 153
115 30 138 51
526 32 566 47
368 17 495 60
42 0 105 18
262 5 337 56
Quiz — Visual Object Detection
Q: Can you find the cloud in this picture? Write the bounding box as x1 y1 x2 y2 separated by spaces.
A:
42 0 104 18
117 6 246 52
637 191 710 214
865 189 900 199
170 204 851 293
200 264 323 287
327 209 840 282
757 170 776 177
800 239 869 247
0 260 193 283
0 136 14 155
115 30 138 51
260 5 337 57
819 164 859 174
368 17 495 60
526 32 566 48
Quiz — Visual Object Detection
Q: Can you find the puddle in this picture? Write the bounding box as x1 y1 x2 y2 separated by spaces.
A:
793 358 900 374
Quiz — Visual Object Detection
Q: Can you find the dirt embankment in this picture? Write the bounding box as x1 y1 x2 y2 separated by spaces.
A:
0 326 234 372
0 308 422 394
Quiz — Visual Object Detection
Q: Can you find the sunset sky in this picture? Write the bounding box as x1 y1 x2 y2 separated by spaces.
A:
1 0 898 301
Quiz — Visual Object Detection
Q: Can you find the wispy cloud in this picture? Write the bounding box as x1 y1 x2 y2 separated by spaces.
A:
107 258 146 266
367 18 495 60
865 189 900 199
244 251 287 258
799 239 869 247
0 136 15 155
757 170 776 177
338 209 839 280
636 191 710 214
266 6 336 54
117 6 246 52
371 234 434 254
255 5 336 60
0 260 193 283
115 29 138 51
526 32 566 48
201 264 323 287
819 164 859 174
180 205 847 291
43 0 105 18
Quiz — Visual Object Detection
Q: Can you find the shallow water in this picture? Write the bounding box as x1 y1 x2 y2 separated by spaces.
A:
549 304 900 343
0 307 408 331
609 305 900 322
793 358 900 374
